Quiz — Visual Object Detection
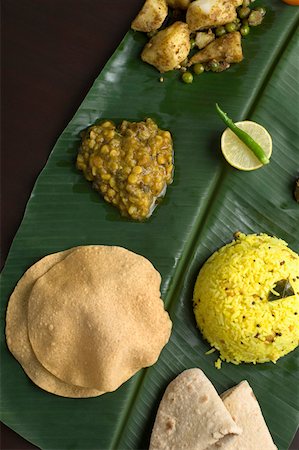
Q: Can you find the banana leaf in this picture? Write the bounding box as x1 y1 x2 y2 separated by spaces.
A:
1 1 298 449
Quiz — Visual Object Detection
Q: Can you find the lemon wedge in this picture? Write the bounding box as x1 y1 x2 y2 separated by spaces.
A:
221 121 272 171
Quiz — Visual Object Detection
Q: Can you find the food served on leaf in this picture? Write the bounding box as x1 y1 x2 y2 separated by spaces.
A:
194 28 215 49
5 250 102 398
193 233 299 367
215 381 277 450
131 0 168 32
220 119 272 170
6 246 172 397
216 104 272 170
141 21 191 72
189 31 243 68
149 368 242 449
186 0 242 32
131 0 266 77
150 368 277 449
77 118 174 220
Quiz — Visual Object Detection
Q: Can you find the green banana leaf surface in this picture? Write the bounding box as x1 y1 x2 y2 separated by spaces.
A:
1 1 299 449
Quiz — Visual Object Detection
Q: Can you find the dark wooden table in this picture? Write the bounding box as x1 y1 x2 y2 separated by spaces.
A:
1 1 298 449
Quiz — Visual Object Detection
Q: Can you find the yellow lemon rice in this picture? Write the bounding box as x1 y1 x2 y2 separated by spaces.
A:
193 233 299 367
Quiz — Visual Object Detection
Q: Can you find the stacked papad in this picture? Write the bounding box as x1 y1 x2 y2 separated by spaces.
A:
5 249 101 398
6 245 172 397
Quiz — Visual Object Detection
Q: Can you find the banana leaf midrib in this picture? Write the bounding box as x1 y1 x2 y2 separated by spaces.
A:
244 16 299 120
108 16 299 450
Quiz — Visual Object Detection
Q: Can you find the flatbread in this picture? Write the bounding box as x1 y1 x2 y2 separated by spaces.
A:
208 381 277 449
5 249 102 398
149 368 242 450
27 245 172 392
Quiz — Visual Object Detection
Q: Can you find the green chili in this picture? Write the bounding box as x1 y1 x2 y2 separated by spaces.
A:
215 103 270 165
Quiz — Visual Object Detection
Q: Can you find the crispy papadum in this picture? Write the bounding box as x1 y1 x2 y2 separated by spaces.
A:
5 250 102 398
27 246 172 393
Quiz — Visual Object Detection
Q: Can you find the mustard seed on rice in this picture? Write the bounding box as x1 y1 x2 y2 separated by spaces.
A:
193 233 299 367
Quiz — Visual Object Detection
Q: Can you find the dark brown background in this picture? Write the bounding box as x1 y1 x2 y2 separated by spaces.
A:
1 1 298 449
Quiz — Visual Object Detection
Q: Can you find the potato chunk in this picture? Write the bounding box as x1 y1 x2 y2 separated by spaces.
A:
131 0 168 32
166 0 191 9
190 31 243 66
195 29 215 49
186 0 242 32
141 21 191 72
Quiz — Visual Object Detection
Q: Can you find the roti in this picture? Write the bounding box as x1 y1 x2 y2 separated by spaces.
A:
216 381 277 449
27 245 172 392
5 249 102 398
149 368 241 449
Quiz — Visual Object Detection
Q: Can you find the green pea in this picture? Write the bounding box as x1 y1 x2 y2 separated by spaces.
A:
193 63 205 75
215 26 226 37
238 6 250 19
182 72 193 84
225 22 237 33
240 24 250 36
190 38 196 49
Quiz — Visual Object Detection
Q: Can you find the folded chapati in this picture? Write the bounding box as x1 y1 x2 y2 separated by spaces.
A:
210 380 277 450
5 250 102 398
149 368 242 450
27 245 172 392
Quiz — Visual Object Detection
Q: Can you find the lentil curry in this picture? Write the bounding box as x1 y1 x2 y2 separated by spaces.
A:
77 118 174 220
